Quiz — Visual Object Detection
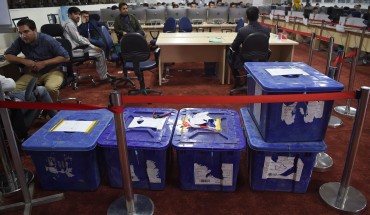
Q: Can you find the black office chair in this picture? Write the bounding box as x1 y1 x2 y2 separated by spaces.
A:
178 16 193 32
120 33 162 95
41 24 97 90
101 26 136 90
228 32 271 95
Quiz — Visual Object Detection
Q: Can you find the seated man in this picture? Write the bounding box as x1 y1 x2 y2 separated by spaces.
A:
63 6 112 83
4 19 69 102
114 2 145 41
229 6 271 88
1 75 57 140
78 10 105 48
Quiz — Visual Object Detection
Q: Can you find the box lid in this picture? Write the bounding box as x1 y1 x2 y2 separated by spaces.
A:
22 109 113 151
97 107 178 149
172 108 246 150
244 62 344 93
240 108 326 152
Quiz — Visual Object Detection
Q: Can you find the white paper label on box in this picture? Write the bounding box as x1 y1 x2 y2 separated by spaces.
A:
300 101 325 123
45 155 74 178
262 156 304 181
281 102 297 125
146 160 161 183
194 163 233 186
253 84 262 125
130 165 139 181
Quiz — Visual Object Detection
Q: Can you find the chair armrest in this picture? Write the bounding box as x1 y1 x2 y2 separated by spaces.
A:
154 48 161 65
149 30 160 40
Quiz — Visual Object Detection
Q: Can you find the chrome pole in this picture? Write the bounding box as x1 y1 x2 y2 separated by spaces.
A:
307 32 315 66
334 48 358 117
319 86 369 213
107 91 154 215
325 37 334 75
0 84 64 214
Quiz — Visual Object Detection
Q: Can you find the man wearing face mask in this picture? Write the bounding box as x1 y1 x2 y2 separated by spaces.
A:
114 2 145 41
4 19 69 102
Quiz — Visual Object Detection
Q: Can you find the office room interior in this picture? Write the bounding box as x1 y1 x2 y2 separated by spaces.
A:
0 0 370 214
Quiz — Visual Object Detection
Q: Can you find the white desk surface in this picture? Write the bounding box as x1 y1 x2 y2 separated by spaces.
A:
0 49 24 68
141 23 237 29
156 32 299 46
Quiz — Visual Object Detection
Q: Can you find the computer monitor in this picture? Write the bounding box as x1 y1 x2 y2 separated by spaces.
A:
166 8 187 21
12 17 29 27
131 7 146 24
187 8 207 24
146 8 166 25
100 9 120 23
207 7 228 24
329 8 344 22
228 7 247 24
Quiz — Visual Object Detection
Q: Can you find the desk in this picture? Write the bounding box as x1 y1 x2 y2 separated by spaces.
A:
0 49 24 80
156 32 298 86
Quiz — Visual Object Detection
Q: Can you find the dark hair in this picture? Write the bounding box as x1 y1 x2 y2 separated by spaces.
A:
81 10 89 15
17 19 36 31
68 6 80 14
209 1 215 5
246 6 259 22
111 5 118 10
119 2 128 10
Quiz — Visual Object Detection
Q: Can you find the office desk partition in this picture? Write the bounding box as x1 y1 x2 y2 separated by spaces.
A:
156 32 298 86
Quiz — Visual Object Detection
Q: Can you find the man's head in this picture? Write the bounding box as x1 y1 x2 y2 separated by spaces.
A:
209 1 215 8
68 7 81 23
17 19 37 44
217 0 223 7
81 10 89 23
119 2 129 16
190 2 197 8
246 6 259 22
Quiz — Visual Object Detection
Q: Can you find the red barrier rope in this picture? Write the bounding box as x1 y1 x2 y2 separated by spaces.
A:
278 26 312 37
315 35 330 42
345 50 357 59
0 93 356 113
260 22 275 28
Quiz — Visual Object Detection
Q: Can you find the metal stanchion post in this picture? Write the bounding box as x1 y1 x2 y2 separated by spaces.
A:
0 86 64 214
325 37 334 76
315 20 325 51
275 24 278 35
107 91 154 215
307 32 315 66
334 48 358 117
319 86 369 213
314 43 342 172
357 27 366 63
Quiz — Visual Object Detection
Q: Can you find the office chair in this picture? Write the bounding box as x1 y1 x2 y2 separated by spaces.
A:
149 17 177 47
101 26 136 90
120 33 162 95
178 16 193 32
235 18 244 32
228 32 270 95
40 24 97 90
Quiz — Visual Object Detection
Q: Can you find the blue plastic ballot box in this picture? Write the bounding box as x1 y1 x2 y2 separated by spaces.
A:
240 108 326 193
22 109 113 191
172 108 246 191
244 62 344 142
97 107 178 190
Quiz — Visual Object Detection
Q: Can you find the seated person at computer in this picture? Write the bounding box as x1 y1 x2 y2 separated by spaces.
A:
229 6 271 88
78 10 105 48
217 0 223 7
114 2 145 41
4 19 69 102
63 6 112 83
230 2 237 8
189 2 197 8
209 1 215 8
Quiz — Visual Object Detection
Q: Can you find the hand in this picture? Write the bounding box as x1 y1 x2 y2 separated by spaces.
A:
32 61 46 72
94 47 102 53
24 59 36 68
